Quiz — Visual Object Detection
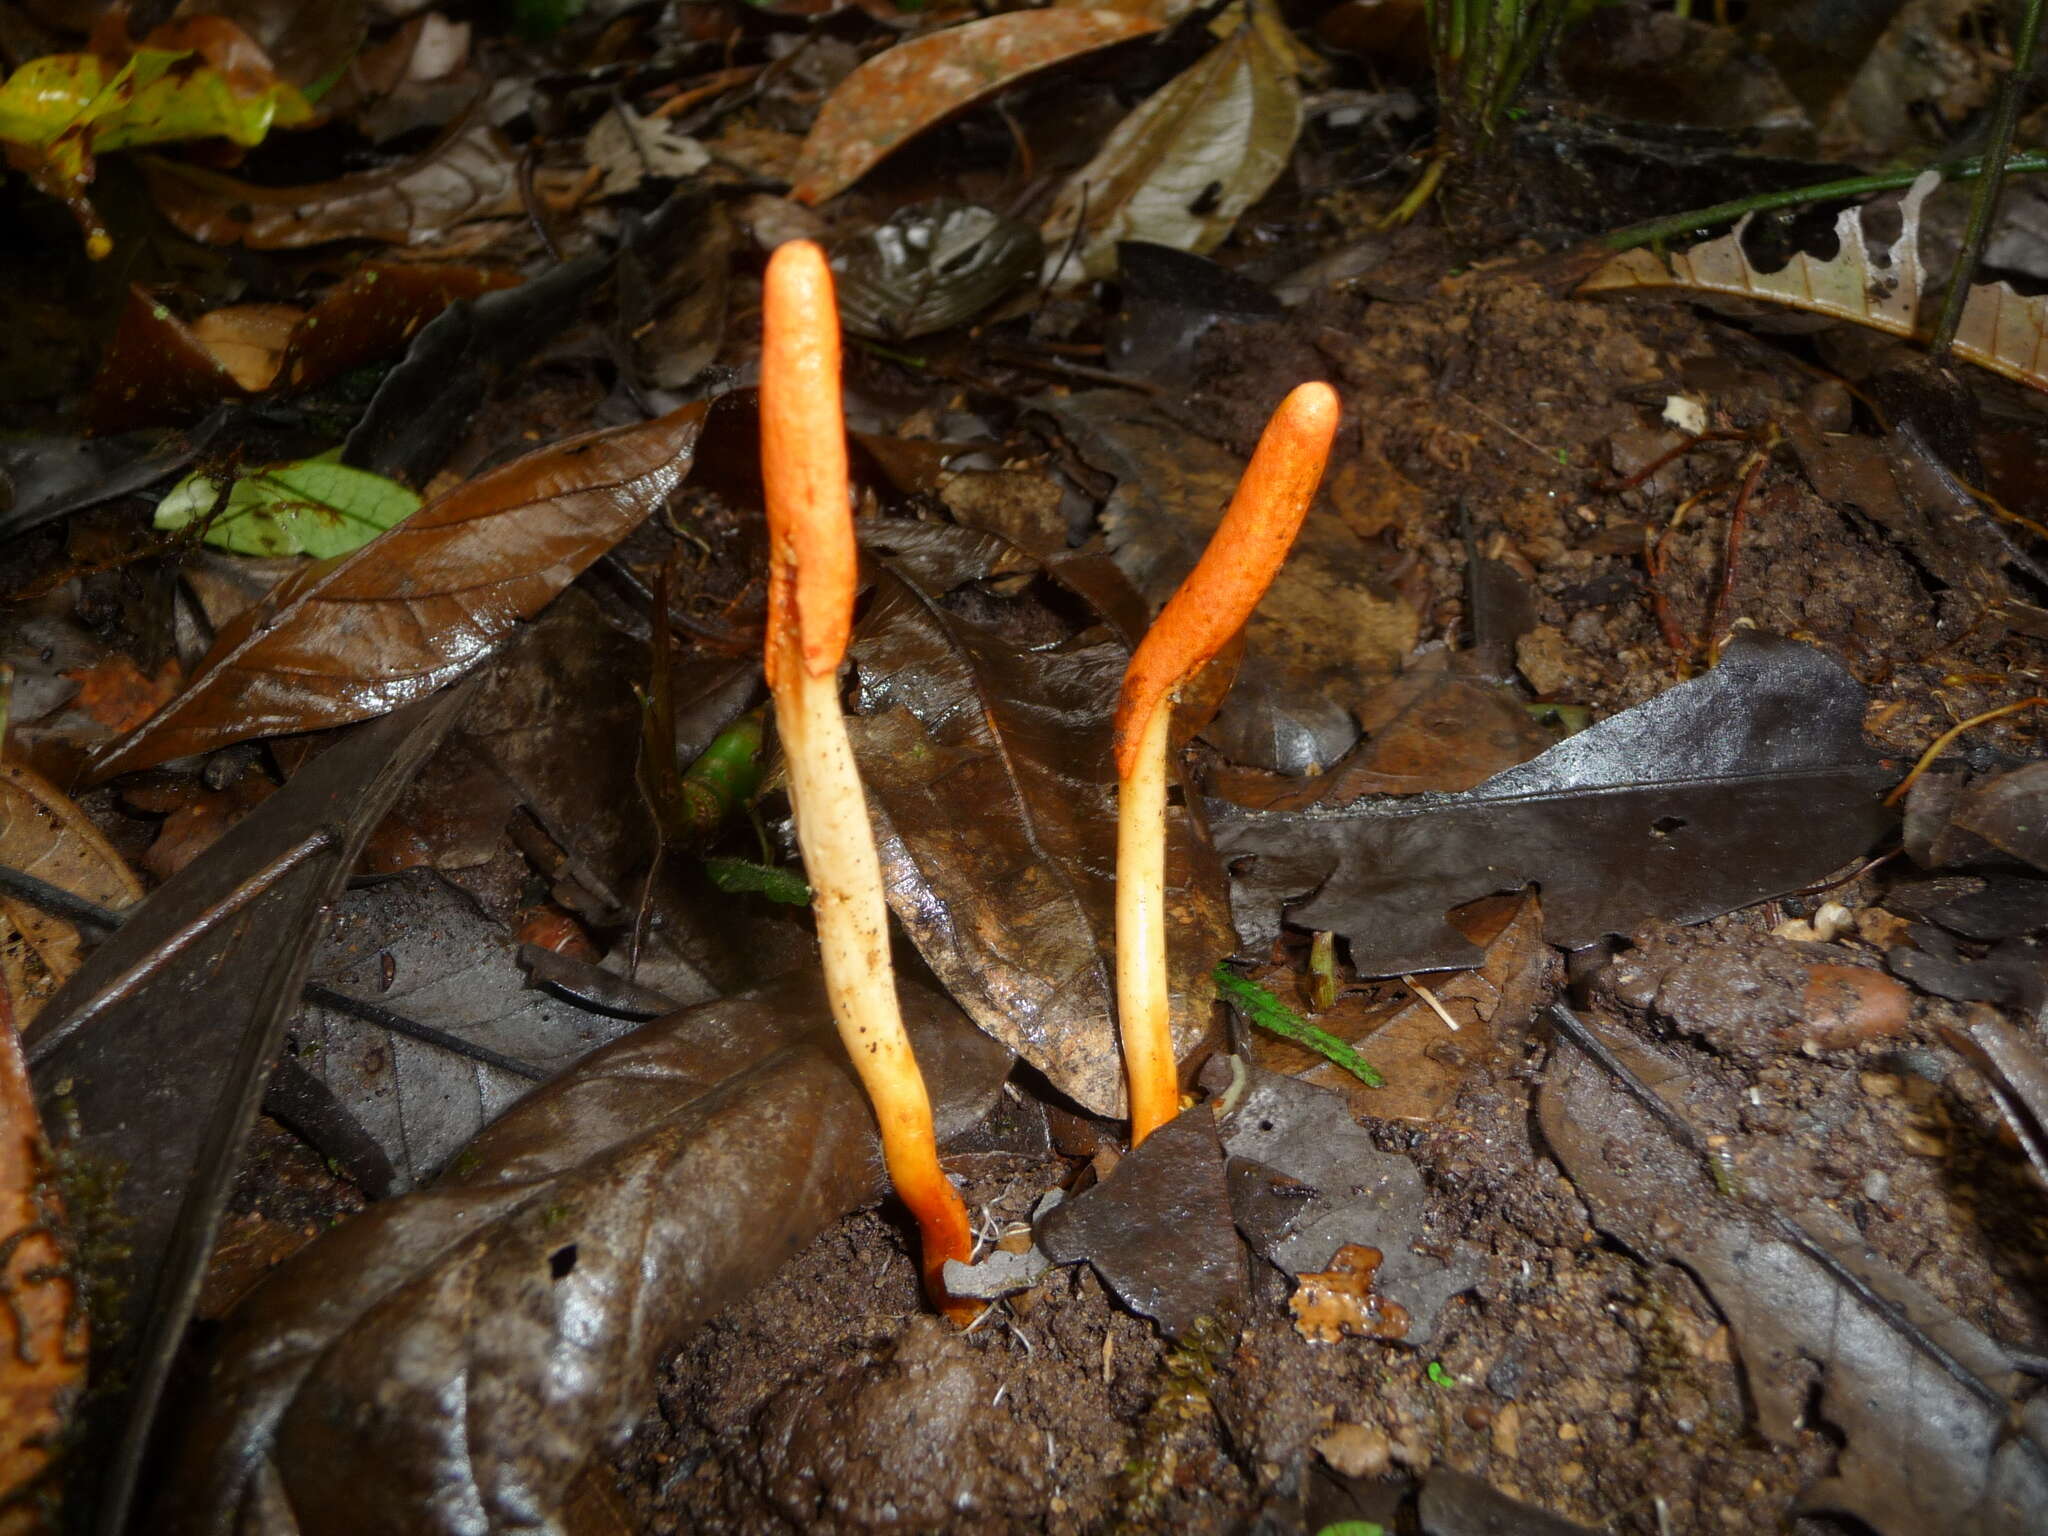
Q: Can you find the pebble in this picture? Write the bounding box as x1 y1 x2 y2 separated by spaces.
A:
1899 1126 1947 1158
1314 1423 1391 1479
1859 1071 1902 1098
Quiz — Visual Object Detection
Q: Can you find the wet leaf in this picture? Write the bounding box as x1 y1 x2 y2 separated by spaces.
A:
298 871 646 1193
1584 170 2048 392
789 10 1164 205
1541 1004 2048 1535
832 200 1044 341
140 119 523 250
1035 1108 1245 1339
26 686 470 1536
1039 391 1416 774
0 988 85 1535
85 285 248 434
271 262 519 395
342 249 612 485
846 522 1234 1118
0 15 316 254
155 453 421 558
88 402 708 781
0 760 142 1027
1216 1062 1476 1342
1040 1 1302 288
157 972 1011 1534
1217 636 1894 976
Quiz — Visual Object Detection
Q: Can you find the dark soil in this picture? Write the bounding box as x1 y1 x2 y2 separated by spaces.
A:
592 250 2048 1534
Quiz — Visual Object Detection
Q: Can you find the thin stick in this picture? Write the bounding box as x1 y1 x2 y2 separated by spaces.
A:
1883 696 2048 807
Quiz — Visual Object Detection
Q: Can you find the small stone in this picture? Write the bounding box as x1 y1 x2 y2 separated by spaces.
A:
1515 625 1592 696
1557 1421 1580 1442
1899 1126 1947 1158
1491 1402 1522 1458
1801 965 1912 1050
1862 1170 1891 1202
1314 1423 1392 1479
1462 1403 1493 1430
1559 1460 1585 1484
1859 1071 1902 1098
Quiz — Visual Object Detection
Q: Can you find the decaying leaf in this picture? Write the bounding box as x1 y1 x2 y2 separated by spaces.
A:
1040 0 1304 288
846 522 1234 1117
27 687 470 1536
0 760 143 1028
1034 1107 1244 1339
0 989 85 1536
88 403 708 780
1583 170 2048 392
297 871 645 1192
1541 1005 2048 1535
832 200 1044 342
140 120 525 250
155 454 421 558
789 10 1164 205
1216 636 1894 975
158 973 1011 1535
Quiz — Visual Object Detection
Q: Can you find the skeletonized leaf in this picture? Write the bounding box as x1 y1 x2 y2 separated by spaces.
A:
789 10 1164 205
0 761 143 1028
1582 170 2048 391
158 974 1010 1535
1040 2 1302 288
155 454 421 557
89 403 708 780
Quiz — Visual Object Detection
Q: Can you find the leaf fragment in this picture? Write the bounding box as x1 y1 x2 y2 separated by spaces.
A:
89 403 709 780
789 10 1164 205
156 453 421 558
1039 2 1303 288
1582 170 2048 392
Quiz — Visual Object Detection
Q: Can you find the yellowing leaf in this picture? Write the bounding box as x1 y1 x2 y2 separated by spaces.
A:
1581 171 2048 392
156 454 423 558
0 18 316 257
789 10 1164 205
1039 0 1302 289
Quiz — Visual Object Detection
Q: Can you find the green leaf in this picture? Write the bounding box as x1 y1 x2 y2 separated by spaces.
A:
155 454 421 557
1039 0 1303 288
1427 1360 1455 1387
1314 1524 1385 1536
1213 964 1385 1088
702 857 811 906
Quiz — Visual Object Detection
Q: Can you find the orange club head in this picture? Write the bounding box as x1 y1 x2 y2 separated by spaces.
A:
1112 381 1340 777
760 240 858 692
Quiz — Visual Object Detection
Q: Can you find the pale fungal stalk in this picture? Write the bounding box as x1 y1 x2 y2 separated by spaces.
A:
1114 382 1341 1145
761 240 975 1318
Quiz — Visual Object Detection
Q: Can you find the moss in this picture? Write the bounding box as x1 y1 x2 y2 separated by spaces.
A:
1112 1313 1238 1529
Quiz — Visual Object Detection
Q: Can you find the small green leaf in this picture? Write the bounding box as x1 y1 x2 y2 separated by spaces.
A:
156 453 420 557
703 857 811 906
1427 1360 1454 1388
1213 965 1384 1088
1314 1524 1385 1536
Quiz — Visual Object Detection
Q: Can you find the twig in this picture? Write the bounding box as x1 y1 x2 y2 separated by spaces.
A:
1704 436 1775 648
1883 696 2048 807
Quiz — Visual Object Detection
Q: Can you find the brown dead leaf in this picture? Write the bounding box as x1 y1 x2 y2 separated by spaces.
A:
0 990 86 1535
88 403 709 780
0 760 143 1028
188 303 303 391
61 655 181 736
140 121 530 250
790 10 1164 204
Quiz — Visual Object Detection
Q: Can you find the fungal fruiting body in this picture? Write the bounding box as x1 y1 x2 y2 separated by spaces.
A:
761 240 976 1319
1114 382 1341 1145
